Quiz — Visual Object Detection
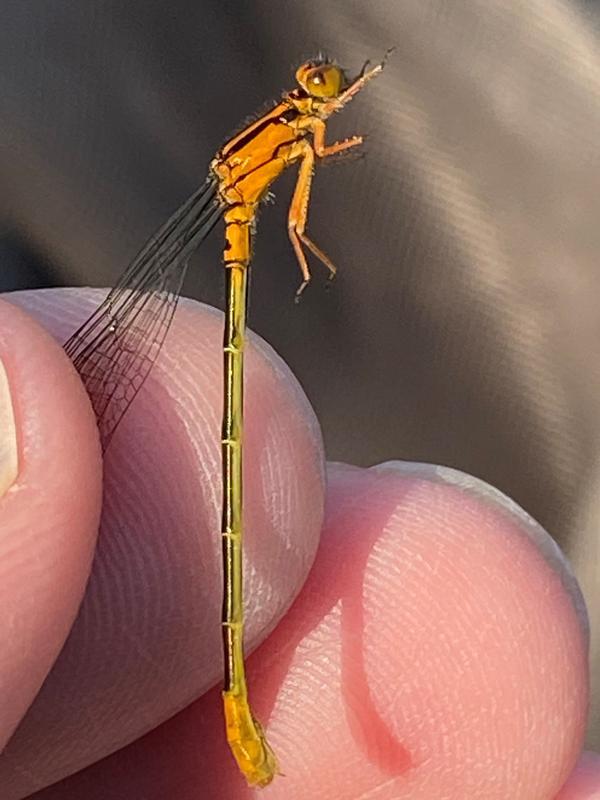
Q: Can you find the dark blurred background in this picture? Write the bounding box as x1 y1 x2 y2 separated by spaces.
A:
2 0 600 745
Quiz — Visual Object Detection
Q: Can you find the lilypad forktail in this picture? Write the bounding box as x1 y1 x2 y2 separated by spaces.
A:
64 50 391 787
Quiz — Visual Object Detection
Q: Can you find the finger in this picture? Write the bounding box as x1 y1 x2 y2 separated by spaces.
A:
1 288 324 797
25 462 588 799
0 298 101 748
555 752 600 799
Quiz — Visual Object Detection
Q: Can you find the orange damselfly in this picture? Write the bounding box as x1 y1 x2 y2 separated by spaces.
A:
64 50 392 787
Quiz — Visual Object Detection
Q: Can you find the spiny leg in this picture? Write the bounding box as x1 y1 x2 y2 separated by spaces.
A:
221 207 277 787
313 118 363 159
288 124 366 299
288 139 347 300
287 143 313 300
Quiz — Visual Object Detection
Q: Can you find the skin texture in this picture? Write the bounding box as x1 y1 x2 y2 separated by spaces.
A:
0 289 596 799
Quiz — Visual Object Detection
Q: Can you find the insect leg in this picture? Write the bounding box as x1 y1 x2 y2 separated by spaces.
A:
288 140 337 300
312 118 363 159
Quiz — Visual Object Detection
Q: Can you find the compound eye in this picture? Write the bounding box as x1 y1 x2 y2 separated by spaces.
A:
308 65 343 97
296 62 344 98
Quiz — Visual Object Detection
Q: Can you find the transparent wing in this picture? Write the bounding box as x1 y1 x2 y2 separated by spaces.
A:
64 178 222 451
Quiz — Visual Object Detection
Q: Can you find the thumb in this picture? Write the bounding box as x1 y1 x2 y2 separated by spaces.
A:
0 297 102 747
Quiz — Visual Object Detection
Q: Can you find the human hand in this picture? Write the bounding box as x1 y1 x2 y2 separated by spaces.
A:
0 290 595 798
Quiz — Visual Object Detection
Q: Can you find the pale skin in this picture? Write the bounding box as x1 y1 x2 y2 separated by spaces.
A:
0 290 597 799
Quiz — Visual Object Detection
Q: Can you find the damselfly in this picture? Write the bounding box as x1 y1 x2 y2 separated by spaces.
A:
64 50 392 787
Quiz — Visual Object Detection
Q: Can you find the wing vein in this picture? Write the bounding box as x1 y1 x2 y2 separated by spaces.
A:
64 177 222 450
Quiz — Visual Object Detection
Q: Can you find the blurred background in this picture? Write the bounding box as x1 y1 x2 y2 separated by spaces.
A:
2 0 600 747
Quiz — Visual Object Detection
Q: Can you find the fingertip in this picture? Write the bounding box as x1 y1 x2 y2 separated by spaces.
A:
0 288 325 796
555 752 600 799
7 288 326 633
100 294 326 644
0 297 102 747
16 465 589 798
250 462 588 797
